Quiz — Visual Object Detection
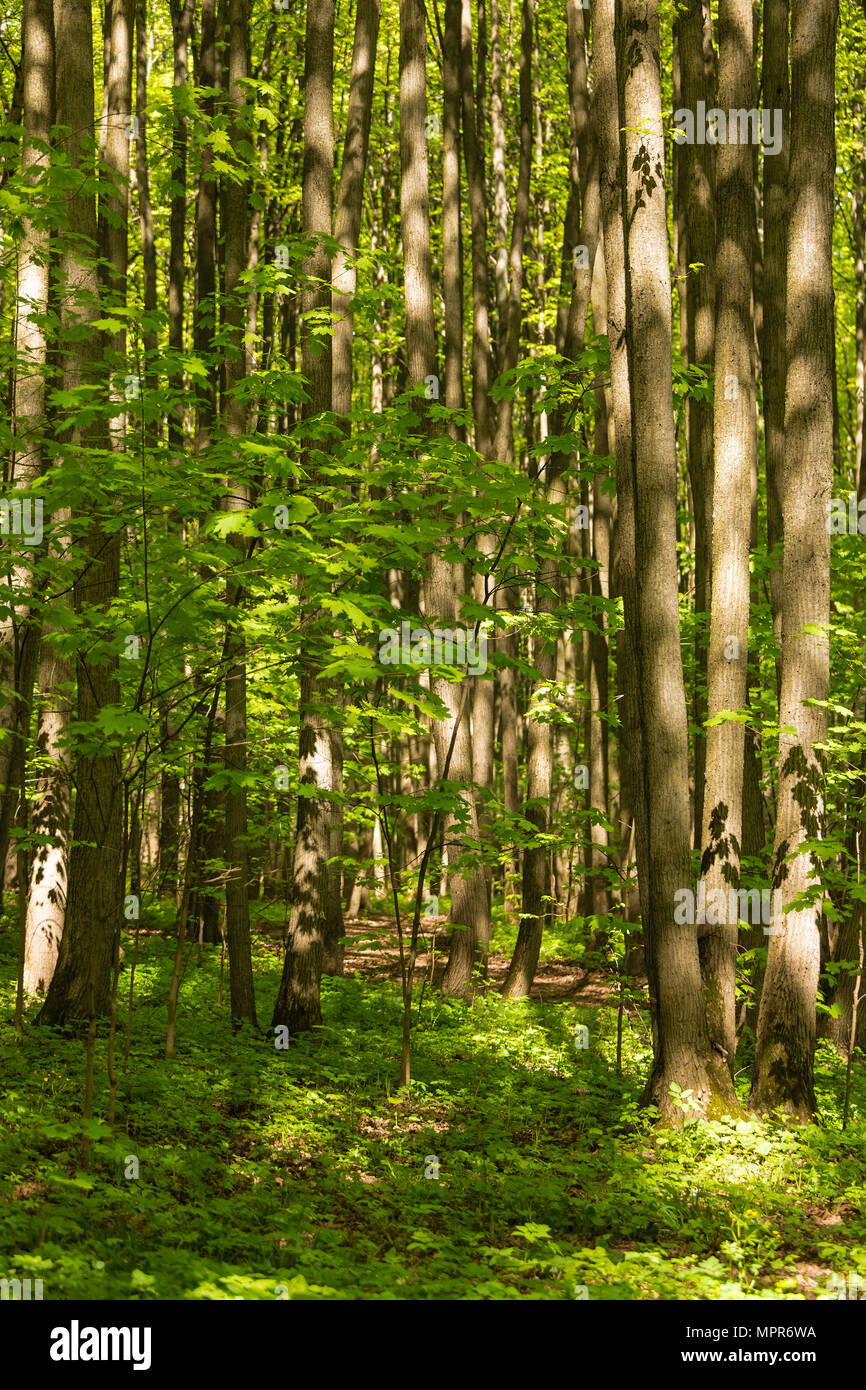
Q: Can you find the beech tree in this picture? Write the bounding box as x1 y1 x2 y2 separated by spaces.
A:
751 0 837 1119
616 0 736 1120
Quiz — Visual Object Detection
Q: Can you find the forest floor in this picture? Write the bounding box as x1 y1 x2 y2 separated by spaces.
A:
1 908 865 1300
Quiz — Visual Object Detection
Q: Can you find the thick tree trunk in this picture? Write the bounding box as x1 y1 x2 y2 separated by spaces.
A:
272 0 335 1033
615 0 737 1121
594 0 647 983
332 0 379 416
750 0 837 1120
0 0 55 909
13 0 58 988
697 0 756 1074
39 0 123 1026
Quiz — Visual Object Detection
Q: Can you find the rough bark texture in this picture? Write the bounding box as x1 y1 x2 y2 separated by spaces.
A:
698 0 756 1073
616 0 737 1121
492 0 533 464
332 0 379 416
594 0 647 981
750 0 836 1121
461 0 493 459
761 0 789 702
0 0 55 906
272 0 335 1034
677 0 716 845
221 0 257 1028
194 0 218 446
135 0 158 415
442 0 464 433
15 0 57 990
25 636 73 993
39 0 123 1026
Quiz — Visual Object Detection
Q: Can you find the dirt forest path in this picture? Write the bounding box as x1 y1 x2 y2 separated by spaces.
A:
257 912 628 1009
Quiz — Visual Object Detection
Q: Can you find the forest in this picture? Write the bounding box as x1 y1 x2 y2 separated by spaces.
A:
0 0 865 1314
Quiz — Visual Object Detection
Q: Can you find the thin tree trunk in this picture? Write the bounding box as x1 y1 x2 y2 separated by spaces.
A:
762 0 789 704
221 0 257 1028
678 0 716 846
461 0 492 459
492 0 532 465
194 0 218 448
135 0 158 415
503 0 591 995
167 0 193 453
490 0 509 357
326 0 379 976
442 0 464 433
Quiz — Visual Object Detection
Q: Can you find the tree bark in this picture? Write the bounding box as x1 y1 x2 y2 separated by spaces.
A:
492 0 532 465
194 0 218 448
332 0 380 416
25 635 73 993
615 0 737 1121
0 0 55 909
698 0 756 1074
221 0 257 1028
594 0 647 982
762 0 789 705
677 0 716 846
39 0 123 1026
750 0 837 1120
272 0 336 1033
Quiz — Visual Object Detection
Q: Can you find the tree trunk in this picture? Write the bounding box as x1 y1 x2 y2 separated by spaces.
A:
194 0 218 448
135 0 158 416
615 0 737 1121
25 636 73 993
442 0 464 433
697 0 756 1074
490 0 509 356
0 0 55 910
39 0 123 1026
167 0 193 453
272 0 336 1034
594 0 647 985
761 0 789 704
221 0 257 1028
332 0 380 416
678 0 716 847
750 0 837 1120
492 0 532 464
